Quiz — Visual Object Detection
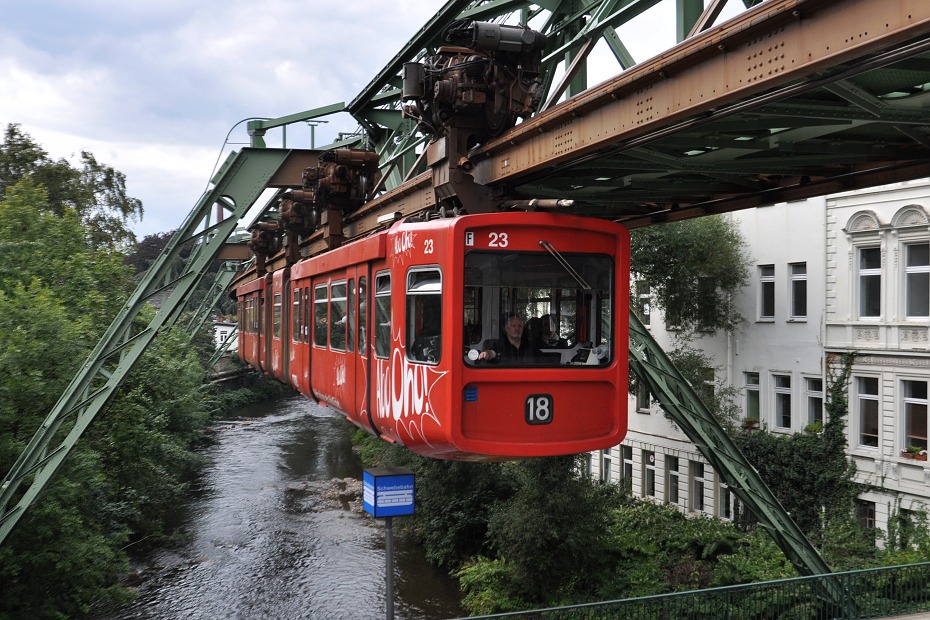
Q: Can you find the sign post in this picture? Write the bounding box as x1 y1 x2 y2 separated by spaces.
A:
363 467 415 620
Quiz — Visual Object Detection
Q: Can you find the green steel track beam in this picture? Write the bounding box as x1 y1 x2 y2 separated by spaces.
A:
627 310 856 614
247 102 346 148
0 148 310 547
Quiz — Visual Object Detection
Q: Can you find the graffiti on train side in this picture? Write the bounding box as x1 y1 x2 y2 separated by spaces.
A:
374 328 447 442
391 230 417 264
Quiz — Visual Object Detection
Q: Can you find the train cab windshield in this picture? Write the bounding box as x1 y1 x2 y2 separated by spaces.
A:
463 248 614 367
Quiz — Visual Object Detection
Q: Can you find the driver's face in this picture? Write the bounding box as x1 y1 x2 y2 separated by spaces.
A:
505 318 524 338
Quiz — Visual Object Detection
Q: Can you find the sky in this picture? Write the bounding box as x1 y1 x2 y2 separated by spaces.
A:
0 1 745 239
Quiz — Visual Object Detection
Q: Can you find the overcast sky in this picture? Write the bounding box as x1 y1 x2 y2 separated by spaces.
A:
1 1 744 238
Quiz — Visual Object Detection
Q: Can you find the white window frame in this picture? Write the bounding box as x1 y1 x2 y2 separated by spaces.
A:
642 450 656 498
716 474 732 521
773 373 792 430
904 242 930 320
759 264 775 321
858 247 882 320
805 376 824 426
601 449 612 483
745 372 760 422
856 376 880 449
665 456 680 506
621 445 634 481
689 461 706 513
635 382 651 412
789 262 807 320
902 379 928 452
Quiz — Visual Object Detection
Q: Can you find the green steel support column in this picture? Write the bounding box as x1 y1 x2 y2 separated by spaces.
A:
184 261 243 340
208 324 239 369
627 310 857 615
0 148 305 546
675 0 703 42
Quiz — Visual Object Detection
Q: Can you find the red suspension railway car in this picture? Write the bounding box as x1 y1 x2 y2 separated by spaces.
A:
235 211 630 460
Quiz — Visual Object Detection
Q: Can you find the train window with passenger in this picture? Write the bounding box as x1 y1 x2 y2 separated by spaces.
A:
330 281 347 351
358 277 368 357
406 269 442 364
273 292 282 339
463 250 614 367
314 284 328 347
374 272 391 358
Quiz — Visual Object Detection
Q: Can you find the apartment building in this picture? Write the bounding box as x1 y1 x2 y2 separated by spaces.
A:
592 179 930 535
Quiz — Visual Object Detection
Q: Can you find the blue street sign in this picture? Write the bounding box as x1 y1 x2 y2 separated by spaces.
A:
363 467 415 518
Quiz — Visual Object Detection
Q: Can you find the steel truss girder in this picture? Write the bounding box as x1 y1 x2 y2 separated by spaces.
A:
0 148 310 546
628 311 855 613
184 260 243 340
349 0 707 193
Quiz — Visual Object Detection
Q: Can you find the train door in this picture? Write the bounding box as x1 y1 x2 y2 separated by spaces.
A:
269 270 289 382
307 272 356 414
289 276 311 395
353 269 374 433
260 274 273 374
369 269 393 429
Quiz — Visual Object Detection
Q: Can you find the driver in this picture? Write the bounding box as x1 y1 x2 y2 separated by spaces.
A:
478 313 539 362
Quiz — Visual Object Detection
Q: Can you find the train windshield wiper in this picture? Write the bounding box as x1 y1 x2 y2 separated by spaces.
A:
538 240 591 290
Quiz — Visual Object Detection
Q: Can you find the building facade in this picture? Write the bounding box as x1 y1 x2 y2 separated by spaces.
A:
825 180 930 532
591 179 930 535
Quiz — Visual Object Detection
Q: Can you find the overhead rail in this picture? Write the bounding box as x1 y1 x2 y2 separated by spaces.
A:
340 0 930 231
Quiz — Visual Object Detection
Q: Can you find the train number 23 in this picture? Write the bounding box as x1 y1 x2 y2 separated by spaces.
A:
525 394 554 425
488 232 509 247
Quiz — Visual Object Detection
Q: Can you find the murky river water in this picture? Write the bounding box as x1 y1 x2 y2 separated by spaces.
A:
96 396 465 620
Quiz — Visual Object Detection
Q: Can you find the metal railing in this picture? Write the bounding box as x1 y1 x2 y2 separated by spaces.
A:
453 562 930 620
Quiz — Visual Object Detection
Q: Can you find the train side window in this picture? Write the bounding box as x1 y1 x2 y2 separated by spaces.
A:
292 287 301 343
347 278 355 353
273 292 282 339
314 284 328 347
303 288 311 343
358 277 368 357
406 269 442 364
374 272 391 359
330 281 347 351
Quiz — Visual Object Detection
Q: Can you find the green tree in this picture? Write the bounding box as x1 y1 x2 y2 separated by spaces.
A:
0 124 142 250
0 150 211 617
631 215 750 337
485 456 617 603
735 354 858 542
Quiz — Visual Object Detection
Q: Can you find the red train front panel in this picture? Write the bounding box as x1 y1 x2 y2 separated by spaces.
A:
450 213 630 458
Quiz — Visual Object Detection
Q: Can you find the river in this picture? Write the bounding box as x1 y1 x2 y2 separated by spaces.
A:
96 396 466 620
